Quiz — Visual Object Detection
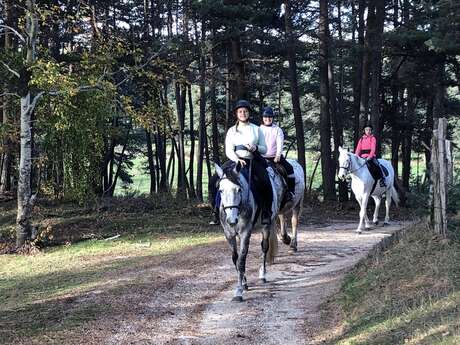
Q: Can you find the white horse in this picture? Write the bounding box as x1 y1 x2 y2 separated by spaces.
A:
337 146 399 233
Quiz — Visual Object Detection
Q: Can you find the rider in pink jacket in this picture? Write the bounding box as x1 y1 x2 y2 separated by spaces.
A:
355 123 386 187
355 130 376 159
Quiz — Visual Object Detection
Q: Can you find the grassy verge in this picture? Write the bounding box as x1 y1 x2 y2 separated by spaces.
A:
324 222 460 345
0 196 221 344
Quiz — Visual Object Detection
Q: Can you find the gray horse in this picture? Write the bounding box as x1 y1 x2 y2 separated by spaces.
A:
215 159 304 302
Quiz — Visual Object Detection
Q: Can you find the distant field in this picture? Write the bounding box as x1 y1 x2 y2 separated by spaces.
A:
115 144 440 197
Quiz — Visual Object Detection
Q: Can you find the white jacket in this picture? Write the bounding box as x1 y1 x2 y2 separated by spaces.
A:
225 122 267 162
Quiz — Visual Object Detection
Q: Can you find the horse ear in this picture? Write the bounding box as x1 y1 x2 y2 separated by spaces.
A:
215 163 224 178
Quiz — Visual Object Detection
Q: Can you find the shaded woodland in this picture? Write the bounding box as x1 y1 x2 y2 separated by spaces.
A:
1 0 459 246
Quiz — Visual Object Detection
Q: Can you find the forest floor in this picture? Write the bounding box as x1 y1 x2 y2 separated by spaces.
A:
1 194 420 345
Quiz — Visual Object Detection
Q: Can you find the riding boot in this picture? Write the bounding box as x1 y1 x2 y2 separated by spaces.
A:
209 208 220 225
288 176 296 197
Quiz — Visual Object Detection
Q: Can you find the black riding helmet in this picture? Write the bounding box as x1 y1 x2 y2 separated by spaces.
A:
233 99 251 113
363 122 373 130
262 106 274 117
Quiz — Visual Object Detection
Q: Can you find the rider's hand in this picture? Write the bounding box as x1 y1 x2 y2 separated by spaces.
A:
246 144 256 152
238 159 247 166
274 155 281 163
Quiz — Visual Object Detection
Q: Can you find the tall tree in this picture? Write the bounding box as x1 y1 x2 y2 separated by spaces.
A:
318 0 336 200
284 0 306 182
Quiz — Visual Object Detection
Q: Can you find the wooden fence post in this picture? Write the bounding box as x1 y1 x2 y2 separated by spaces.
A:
430 117 450 237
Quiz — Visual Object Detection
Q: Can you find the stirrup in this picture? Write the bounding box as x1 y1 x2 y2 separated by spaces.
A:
379 179 386 188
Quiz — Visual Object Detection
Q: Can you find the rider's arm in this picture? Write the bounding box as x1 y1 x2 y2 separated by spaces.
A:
256 127 267 154
276 127 284 158
355 137 362 156
369 136 377 158
225 128 239 162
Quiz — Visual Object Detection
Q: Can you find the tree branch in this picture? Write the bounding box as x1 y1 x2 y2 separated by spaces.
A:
115 47 165 87
0 92 20 98
0 24 26 43
1 61 20 78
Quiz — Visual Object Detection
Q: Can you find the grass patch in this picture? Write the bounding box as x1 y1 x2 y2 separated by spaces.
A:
326 222 460 344
0 196 222 344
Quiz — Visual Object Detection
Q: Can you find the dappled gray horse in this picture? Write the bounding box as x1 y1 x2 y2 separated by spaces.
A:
215 159 304 301
275 159 305 252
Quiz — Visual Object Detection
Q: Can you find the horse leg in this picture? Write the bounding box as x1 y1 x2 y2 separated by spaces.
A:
259 225 270 283
289 206 301 253
357 194 369 233
372 195 381 225
384 188 392 225
278 213 291 245
233 231 251 302
228 236 247 290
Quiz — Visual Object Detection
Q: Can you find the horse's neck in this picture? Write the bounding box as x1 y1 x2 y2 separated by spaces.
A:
350 155 367 178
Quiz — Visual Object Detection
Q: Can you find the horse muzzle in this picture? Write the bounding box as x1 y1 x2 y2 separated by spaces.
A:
227 217 238 227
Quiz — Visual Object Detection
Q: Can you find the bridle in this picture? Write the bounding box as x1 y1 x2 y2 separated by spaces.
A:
339 154 367 176
219 176 244 213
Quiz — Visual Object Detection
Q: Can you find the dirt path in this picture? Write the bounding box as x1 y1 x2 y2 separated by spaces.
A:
103 220 409 345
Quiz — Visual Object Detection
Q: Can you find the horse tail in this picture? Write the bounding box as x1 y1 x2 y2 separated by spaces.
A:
267 222 278 265
390 184 400 206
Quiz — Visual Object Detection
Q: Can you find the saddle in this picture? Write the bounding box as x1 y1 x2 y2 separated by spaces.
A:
266 160 291 208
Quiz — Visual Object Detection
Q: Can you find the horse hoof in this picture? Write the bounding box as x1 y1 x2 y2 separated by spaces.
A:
243 284 249 291
355 229 362 234
282 235 291 245
232 296 243 302
289 246 297 253
373 221 379 226
260 278 267 284
383 221 390 226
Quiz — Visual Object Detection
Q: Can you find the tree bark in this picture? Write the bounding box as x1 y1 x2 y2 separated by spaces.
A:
196 45 206 201
16 0 38 247
401 88 415 189
352 0 365 146
146 130 156 195
1 0 14 193
187 84 196 199
284 0 306 183
368 0 385 155
318 0 336 200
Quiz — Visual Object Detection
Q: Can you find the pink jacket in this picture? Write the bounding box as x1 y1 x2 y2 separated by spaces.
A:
260 124 284 158
355 134 376 159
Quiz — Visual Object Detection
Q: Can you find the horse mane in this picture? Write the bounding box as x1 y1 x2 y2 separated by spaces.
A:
222 165 242 187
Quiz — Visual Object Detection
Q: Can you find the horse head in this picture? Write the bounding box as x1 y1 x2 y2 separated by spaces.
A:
337 146 351 180
215 162 245 227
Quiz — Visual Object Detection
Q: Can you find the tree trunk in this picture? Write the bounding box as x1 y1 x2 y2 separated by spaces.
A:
174 82 187 195
229 36 247 102
318 0 336 200
284 0 306 183
16 0 38 247
1 0 14 193
210 37 221 165
368 0 385 155
359 0 373 129
401 88 415 189
352 0 365 146
196 46 206 201
187 85 196 199
146 130 156 195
